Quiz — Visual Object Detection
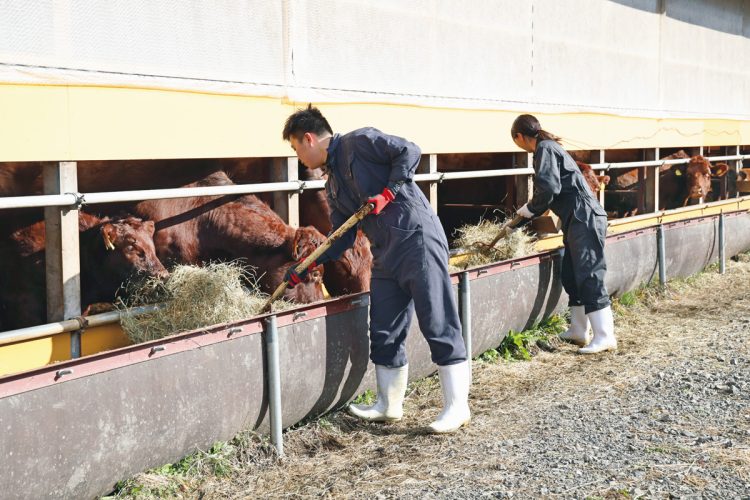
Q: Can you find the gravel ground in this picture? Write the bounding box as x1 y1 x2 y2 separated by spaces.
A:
118 257 750 500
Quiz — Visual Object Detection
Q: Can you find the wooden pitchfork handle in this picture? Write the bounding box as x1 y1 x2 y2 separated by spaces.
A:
262 202 375 312
475 214 526 255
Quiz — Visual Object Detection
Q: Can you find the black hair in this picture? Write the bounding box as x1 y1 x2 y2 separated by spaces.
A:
510 114 561 144
282 104 333 141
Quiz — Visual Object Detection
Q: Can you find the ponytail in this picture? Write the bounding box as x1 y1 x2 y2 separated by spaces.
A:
511 114 562 144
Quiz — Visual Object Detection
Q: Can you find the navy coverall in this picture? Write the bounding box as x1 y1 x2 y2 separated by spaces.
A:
323 128 466 368
526 140 611 314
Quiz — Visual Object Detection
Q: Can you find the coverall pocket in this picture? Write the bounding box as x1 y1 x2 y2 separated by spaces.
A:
573 197 606 223
380 225 424 273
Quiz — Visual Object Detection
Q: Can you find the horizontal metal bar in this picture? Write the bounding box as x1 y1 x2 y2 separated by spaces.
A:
0 193 80 210
590 154 750 171
0 169 530 210
414 167 534 181
0 304 163 347
82 181 308 205
0 153 743 210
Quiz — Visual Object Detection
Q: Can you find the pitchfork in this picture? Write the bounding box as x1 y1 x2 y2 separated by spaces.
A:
262 202 375 312
471 214 526 255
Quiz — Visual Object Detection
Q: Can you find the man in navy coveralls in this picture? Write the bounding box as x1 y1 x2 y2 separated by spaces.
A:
282 106 470 433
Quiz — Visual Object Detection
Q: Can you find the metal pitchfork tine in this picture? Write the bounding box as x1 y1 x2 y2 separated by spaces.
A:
262 202 375 312
472 214 526 255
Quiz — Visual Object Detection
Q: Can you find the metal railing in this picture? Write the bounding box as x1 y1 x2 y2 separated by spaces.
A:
0 152 747 347
1 151 748 455
588 154 750 170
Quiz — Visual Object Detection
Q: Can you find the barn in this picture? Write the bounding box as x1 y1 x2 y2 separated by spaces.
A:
1 1 750 497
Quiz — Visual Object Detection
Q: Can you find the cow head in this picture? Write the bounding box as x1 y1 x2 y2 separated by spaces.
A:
290 225 327 283
291 226 327 261
576 161 610 194
684 156 713 203
93 217 169 288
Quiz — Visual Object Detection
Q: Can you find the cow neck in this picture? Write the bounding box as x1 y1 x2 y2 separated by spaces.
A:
78 224 115 303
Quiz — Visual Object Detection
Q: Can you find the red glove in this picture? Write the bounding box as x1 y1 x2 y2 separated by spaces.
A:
284 259 318 288
367 187 396 215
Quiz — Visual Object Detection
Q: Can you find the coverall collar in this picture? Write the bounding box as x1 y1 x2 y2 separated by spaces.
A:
324 133 341 173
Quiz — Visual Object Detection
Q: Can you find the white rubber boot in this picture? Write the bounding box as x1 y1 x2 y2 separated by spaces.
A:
559 305 591 346
579 306 617 354
428 361 471 433
348 364 408 422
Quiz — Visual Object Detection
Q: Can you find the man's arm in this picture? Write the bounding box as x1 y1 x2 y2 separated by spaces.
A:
357 129 422 196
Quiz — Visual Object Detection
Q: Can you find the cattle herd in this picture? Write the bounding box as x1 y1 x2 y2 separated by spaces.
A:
0 150 735 332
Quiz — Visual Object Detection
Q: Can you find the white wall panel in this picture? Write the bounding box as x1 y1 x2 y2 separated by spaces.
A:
0 0 749 119
0 0 288 95
287 0 532 106
533 0 661 112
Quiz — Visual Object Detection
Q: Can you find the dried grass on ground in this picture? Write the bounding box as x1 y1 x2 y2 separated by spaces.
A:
119 262 294 344
450 218 537 271
113 257 750 499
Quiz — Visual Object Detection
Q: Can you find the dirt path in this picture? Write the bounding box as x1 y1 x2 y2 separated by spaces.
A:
119 257 750 499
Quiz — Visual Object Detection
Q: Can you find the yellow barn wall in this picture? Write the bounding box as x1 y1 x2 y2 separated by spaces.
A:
1 84 749 162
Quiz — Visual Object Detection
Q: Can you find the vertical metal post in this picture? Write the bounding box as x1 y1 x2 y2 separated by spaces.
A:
417 154 438 213
44 162 81 358
459 272 472 368
594 150 606 208
272 157 299 228
719 211 726 275
513 152 533 207
657 224 667 287
644 148 660 213
265 314 284 457
735 145 742 198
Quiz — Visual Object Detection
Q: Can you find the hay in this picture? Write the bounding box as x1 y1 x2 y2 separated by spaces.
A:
450 218 536 271
119 262 293 344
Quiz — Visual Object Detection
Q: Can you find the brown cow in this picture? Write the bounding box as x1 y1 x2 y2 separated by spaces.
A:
599 150 689 216
0 160 224 197
661 155 729 207
0 213 167 330
127 171 327 304
296 167 372 296
224 160 372 296
575 161 610 195
0 160 225 238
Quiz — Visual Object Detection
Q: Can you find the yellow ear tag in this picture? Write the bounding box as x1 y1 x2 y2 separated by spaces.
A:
103 234 115 251
599 182 606 190
675 170 682 176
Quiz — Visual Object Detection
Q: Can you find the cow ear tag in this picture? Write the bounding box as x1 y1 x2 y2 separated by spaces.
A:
102 229 116 251
675 170 682 176
599 182 606 190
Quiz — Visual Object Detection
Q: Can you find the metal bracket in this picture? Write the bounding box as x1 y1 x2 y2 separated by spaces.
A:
65 192 86 208
149 345 166 356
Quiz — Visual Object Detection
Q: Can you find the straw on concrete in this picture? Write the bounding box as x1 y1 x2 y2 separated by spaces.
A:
119 262 293 344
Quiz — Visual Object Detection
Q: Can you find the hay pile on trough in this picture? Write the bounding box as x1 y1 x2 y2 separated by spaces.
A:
450 218 536 271
119 262 293 344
